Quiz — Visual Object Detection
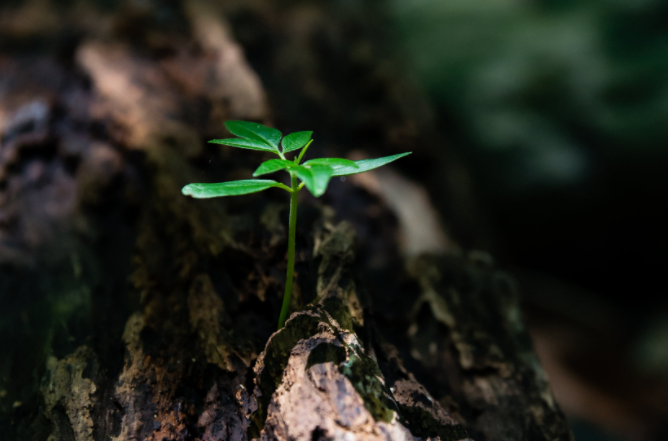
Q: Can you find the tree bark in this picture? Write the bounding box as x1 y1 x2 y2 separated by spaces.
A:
0 1 573 440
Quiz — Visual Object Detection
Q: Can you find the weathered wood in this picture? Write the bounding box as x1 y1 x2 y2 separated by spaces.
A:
0 1 573 440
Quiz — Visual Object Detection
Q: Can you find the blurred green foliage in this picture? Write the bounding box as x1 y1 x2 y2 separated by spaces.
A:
392 0 668 187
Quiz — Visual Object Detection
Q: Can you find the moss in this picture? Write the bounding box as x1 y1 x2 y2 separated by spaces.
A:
321 296 355 332
339 349 397 423
306 342 347 370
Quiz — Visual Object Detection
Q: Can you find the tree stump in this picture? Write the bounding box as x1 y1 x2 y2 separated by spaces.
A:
0 1 573 440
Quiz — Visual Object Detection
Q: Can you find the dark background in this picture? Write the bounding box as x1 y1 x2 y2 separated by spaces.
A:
389 2 668 440
390 2 668 439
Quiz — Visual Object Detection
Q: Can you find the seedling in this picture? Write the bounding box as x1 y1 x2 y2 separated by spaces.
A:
182 121 410 329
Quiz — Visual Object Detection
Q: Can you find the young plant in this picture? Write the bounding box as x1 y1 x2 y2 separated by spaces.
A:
182 121 410 329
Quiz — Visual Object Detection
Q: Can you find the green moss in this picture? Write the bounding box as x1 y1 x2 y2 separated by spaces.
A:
306 342 347 370
339 348 397 423
321 297 355 332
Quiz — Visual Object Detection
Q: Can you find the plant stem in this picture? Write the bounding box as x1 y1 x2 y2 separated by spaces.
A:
278 174 299 329
295 140 313 164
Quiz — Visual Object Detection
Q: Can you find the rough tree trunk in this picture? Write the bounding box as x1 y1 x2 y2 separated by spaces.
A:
0 1 573 440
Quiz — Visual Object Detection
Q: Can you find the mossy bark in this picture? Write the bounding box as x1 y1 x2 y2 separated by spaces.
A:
0 1 572 440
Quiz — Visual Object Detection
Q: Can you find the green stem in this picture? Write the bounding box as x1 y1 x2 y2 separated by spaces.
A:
295 140 313 164
278 174 299 329
275 182 293 193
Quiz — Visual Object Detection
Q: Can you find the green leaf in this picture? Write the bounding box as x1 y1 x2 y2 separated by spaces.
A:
330 152 412 176
303 158 359 168
209 138 276 153
253 159 295 176
224 120 282 152
282 131 312 153
291 164 334 197
182 180 282 198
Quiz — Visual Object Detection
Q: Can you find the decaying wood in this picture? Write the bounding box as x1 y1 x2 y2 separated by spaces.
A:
0 1 573 440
